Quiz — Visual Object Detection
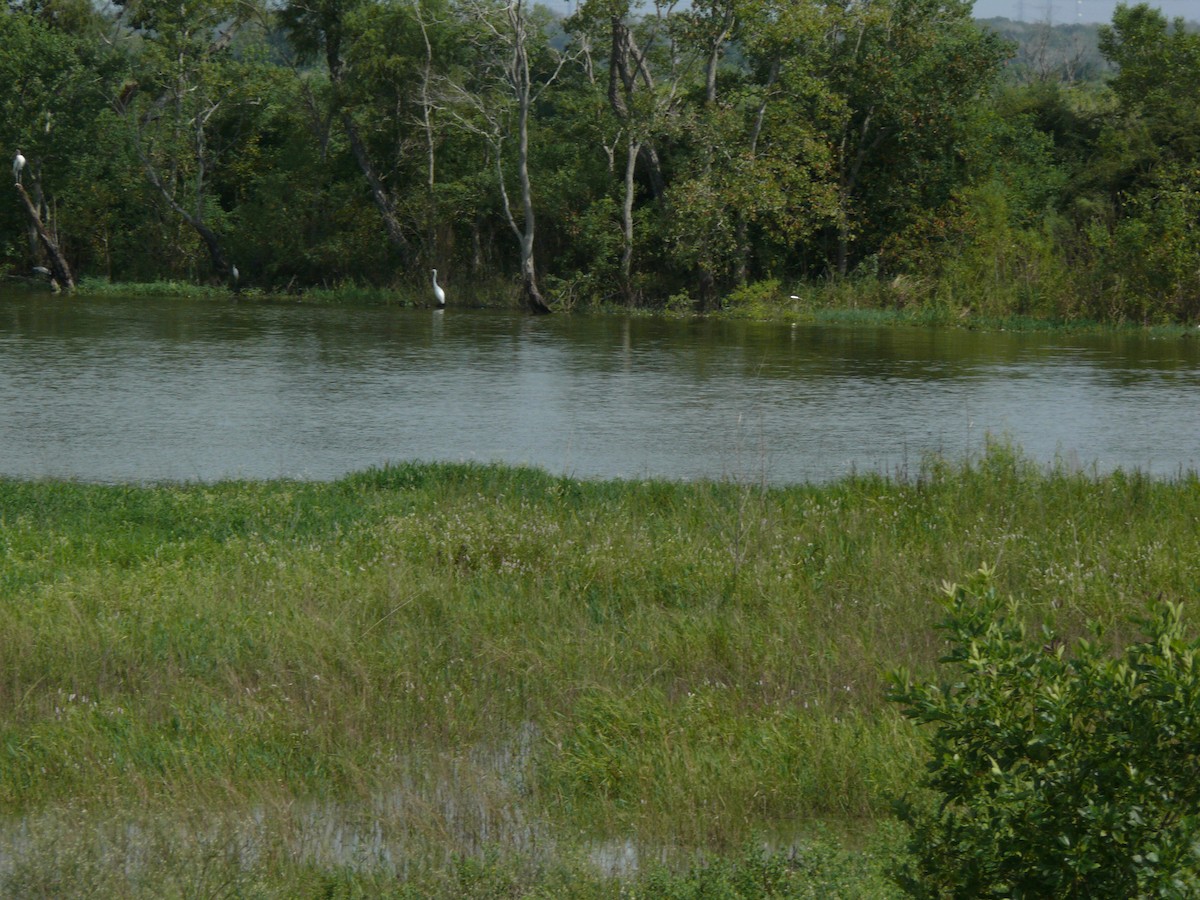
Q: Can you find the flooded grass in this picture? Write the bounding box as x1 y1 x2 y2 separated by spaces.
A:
0 447 1197 893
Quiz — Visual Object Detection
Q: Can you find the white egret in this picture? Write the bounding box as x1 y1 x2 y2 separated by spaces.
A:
432 268 446 308
12 150 25 185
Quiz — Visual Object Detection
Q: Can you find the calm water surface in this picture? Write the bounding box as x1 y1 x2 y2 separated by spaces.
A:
2 291 1199 484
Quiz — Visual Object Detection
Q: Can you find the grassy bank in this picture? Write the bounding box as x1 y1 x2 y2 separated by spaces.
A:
73 275 524 310
709 275 1200 337
66 274 1200 339
1 448 1197 895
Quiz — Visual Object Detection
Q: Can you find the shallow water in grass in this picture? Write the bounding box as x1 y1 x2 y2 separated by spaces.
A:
2 291 1199 483
0 721 696 888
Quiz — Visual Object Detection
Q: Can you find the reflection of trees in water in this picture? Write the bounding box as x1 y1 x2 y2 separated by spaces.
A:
6 289 1200 396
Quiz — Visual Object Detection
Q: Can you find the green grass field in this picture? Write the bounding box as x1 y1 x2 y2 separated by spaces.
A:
1 444 1196 896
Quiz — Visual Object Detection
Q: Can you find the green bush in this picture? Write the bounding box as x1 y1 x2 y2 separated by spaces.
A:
722 279 784 313
888 565 1200 898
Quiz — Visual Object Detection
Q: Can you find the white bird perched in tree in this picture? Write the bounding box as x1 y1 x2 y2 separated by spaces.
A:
432 268 446 308
12 150 25 185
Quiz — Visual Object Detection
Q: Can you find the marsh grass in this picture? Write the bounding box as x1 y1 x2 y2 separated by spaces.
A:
1 448 1197 893
75 277 235 299
708 275 1200 337
75 275 525 310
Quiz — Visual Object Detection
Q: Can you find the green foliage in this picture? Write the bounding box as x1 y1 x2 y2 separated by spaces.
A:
1082 166 1200 323
1060 4 1200 322
722 278 784 313
889 565 1200 897
909 182 1074 320
0 8 119 273
4 0 1200 320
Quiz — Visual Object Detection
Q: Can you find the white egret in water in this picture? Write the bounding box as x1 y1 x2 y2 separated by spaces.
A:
12 150 25 184
432 268 446 308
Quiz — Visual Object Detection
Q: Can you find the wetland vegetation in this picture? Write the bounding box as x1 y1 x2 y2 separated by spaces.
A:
2 445 1197 895
6 3 1200 885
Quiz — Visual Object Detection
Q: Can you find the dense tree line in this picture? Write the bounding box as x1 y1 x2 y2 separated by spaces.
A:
1 0 1198 320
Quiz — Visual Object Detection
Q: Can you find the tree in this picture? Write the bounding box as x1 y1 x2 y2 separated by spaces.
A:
445 0 573 312
1099 2 1200 163
567 0 679 298
1066 3 1200 320
115 0 262 282
0 9 117 288
280 0 469 271
281 0 410 261
662 0 838 295
816 0 1008 276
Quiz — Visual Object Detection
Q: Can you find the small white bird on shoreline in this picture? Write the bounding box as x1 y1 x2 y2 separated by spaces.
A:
432 268 446 308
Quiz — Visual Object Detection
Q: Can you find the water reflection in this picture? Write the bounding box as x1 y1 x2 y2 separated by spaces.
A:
1 290 1199 484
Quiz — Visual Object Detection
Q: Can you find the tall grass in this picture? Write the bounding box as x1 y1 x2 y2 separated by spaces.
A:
74 275 524 309
0 447 1197 893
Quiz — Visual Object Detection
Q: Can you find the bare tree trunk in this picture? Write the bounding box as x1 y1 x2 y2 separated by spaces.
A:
193 218 232 278
621 136 639 289
447 0 571 313
703 1 735 106
14 183 74 292
510 0 550 314
515 66 550 314
117 19 245 286
416 10 438 266
603 12 667 302
609 18 667 202
472 216 485 273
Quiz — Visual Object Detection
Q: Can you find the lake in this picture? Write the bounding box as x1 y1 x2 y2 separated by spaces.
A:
2 291 1199 484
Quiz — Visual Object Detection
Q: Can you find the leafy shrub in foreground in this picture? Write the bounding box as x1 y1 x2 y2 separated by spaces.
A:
888 565 1200 898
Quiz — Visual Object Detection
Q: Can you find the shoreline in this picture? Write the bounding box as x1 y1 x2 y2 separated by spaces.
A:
44 277 1200 338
